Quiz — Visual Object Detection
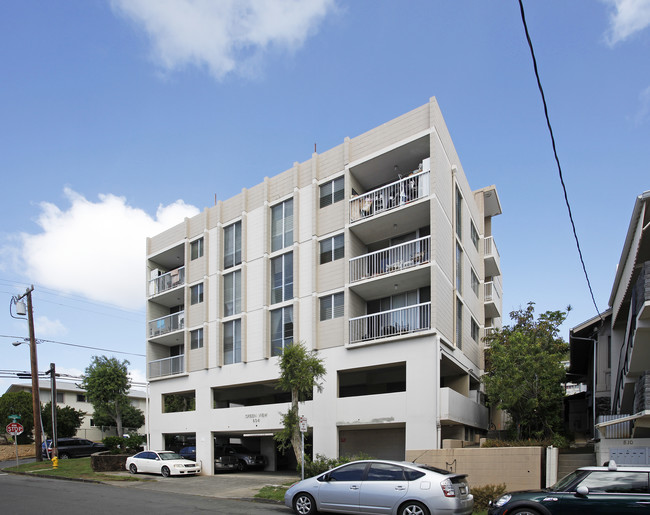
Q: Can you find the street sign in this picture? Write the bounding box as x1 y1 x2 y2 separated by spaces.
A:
299 416 308 433
9 414 21 421
6 422 24 436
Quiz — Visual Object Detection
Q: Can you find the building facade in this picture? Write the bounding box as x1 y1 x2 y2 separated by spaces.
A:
6 381 147 441
146 98 503 473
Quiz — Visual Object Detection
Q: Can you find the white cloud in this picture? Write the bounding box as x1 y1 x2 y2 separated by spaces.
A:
35 316 68 338
603 0 650 45
14 188 199 310
110 0 337 79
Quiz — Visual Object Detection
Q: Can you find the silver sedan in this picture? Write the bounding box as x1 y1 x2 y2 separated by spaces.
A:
125 450 201 477
285 459 473 515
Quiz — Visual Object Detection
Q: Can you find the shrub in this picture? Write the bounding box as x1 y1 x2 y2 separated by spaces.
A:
471 483 507 511
102 433 145 454
302 453 374 478
481 436 570 448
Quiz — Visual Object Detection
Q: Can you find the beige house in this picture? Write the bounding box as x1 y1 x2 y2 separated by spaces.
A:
6 381 146 441
145 97 503 473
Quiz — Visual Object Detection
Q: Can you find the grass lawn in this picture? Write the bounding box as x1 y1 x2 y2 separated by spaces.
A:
4 457 142 482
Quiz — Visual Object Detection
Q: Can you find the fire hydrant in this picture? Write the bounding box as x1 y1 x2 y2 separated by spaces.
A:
52 456 59 469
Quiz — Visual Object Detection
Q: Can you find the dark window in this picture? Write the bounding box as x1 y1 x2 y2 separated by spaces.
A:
190 283 204 305
328 462 367 482
271 306 293 356
190 328 203 350
578 471 650 493
223 319 241 364
320 176 344 208
224 222 242 269
320 292 344 320
271 199 293 252
339 363 406 398
271 252 293 303
320 234 344 264
367 463 405 481
471 318 479 343
190 238 204 260
470 222 479 251
404 469 426 481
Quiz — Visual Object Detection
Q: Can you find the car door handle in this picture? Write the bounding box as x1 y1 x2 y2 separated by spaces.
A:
395 486 406 491
350 485 359 490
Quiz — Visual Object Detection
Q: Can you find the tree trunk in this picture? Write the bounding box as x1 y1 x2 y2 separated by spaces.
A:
115 404 123 437
291 388 302 467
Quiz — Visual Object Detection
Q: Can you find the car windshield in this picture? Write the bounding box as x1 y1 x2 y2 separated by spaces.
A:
159 452 183 460
230 445 251 453
551 470 587 491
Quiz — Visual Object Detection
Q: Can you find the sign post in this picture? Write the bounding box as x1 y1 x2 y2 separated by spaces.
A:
6 422 24 468
299 415 308 480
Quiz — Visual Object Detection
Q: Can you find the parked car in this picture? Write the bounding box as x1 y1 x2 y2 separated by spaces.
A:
488 460 650 515
179 445 196 461
284 459 473 515
214 444 266 471
126 450 201 477
41 437 106 459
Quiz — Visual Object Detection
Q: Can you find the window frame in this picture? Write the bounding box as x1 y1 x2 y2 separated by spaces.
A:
319 176 344 208
320 292 344 320
271 198 293 252
190 328 203 350
190 237 204 260
223 319 242 365
271 252 293 304
471 317 479 343
224 221 242 269
271 306 293 356
190 283 204 305
223 270 242 316
471 268 479 297
470 221 479 251
320 234 345 264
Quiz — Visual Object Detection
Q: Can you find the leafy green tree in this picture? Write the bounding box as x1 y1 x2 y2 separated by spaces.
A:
274 341 326 467
41 402 85 439
81 356 135 437
92 403 144 430
483 303 569 440
0 391 34 444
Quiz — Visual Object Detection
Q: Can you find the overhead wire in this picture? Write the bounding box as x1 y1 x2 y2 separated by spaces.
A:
517 0 602 319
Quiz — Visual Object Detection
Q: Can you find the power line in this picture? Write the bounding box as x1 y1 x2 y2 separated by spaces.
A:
0 334 145 357
517 0 602 318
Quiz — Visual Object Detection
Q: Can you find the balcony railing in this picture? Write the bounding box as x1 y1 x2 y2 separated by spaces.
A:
149 267 185 297
349 302 431 344
148 311 185 338
484 236 499 260
149 355 184 379
350 170 430 223
350 236 430 283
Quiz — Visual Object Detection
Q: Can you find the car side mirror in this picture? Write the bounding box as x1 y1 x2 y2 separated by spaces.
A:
323 473 331 481
576 485 589 497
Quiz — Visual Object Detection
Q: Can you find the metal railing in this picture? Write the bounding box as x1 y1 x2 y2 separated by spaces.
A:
148 311 185 338
349 236 430 283
350 170 430 223
149 267 185 296
349 302 431 344
149 355 184 379
484 236 499 260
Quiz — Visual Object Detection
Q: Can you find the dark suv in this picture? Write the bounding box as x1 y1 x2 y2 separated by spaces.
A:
214 444 266 471
42 437 106 459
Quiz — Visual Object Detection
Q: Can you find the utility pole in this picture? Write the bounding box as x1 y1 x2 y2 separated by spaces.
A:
49 363 57 458
14 286 42 461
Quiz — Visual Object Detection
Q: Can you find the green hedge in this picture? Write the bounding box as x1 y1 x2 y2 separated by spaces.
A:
471 484 507 511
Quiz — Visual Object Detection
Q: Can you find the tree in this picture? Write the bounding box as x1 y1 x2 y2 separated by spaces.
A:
81 356 136 437
483 303 569 440
41 402 85 439
0 391 34 444
92 403 144 430
274 342 326 467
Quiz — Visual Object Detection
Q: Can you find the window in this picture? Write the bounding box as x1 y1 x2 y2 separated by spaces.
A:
271 252 293 304
76 394 87 403
271 306 293 356
320 234 344 264
56 392 64 403
320 292 344 320
456 298 463 349
470 222 479 251
471 318 479 343
223 319 241 364
338 363 406 398
190 237 204 260
224 270 241 316
190 283 203 305
271 199 293 252
471 268 479 296
455 186 463 239
578 471 650 493
367 463 406 481
224 221 242 269
329 462 367 481
320 176 344 208
456 243 463 293
163 391 196 413
190 328 203 350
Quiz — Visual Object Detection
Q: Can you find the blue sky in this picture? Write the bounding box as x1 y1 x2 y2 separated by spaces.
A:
1 1 649 394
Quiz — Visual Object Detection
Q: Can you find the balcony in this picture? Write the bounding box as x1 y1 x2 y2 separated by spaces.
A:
149 355 184 379
485 279 502 319
484 236 501 277
349 302 431 344
148 311 185 339
350 236 430 283
350 170 430 224
149 267 185 297
440 387 488 429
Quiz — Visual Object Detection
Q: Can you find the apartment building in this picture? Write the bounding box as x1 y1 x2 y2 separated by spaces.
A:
6 381 147 441
145 97 503 473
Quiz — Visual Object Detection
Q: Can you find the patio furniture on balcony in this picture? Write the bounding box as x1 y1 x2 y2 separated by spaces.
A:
148 311 185 338
350 236 430 283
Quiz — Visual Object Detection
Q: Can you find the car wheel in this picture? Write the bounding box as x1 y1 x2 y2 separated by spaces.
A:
510 510 541 515
398 501 429 515
59 453 70 459
161 466 171 478
129 463 137 474
237 461 247 472
293 493 317 515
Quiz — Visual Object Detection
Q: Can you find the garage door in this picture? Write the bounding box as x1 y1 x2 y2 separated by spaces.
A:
339 427 405 461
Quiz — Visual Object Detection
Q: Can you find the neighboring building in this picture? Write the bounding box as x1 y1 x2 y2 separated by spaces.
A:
569 191 650 462
6 381 147 441
146 97 503 473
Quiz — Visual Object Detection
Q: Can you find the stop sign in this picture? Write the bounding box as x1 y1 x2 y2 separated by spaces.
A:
6 422 24 436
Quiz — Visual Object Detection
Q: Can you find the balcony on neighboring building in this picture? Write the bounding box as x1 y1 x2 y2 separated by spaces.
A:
350 170 430 224
148 311 185 339
440 387 489 429
148 355 184 379
349 302 431 344
149 266 185 297
485 278 502 319
484 236 501 277
350 236 431 284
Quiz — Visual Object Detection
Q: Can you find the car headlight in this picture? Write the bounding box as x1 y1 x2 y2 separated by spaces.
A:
173 463 185 468
494 494 512 507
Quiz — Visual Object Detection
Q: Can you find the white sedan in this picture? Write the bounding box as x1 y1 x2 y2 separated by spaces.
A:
126 450 201 477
